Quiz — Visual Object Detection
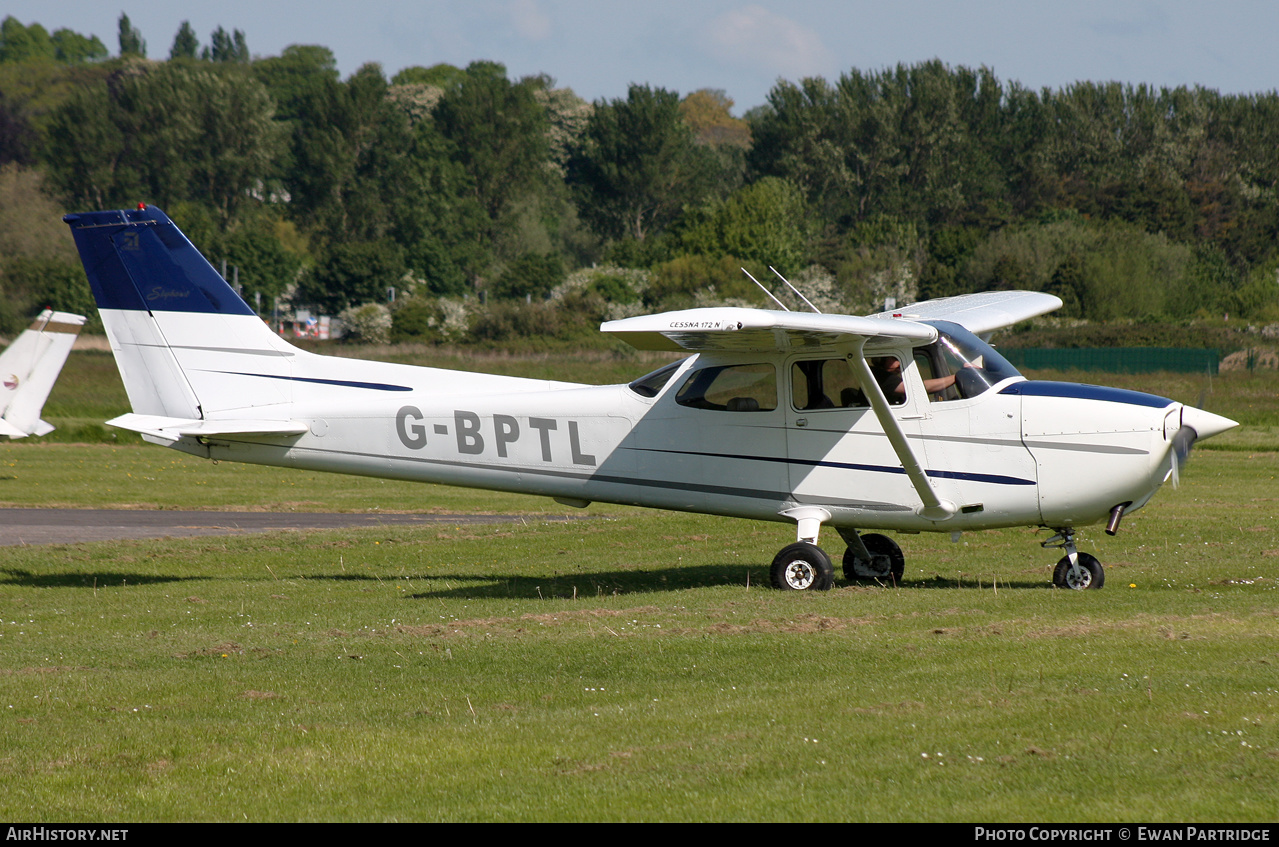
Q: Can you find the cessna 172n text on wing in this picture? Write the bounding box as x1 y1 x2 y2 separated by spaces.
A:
64 205 1237 592
0 309 86 439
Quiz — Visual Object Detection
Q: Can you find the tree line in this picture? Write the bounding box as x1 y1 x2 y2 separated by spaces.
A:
1 14 1277 343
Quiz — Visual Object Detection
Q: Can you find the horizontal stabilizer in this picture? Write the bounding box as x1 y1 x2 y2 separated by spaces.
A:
0 419 29 439
108 413 308 441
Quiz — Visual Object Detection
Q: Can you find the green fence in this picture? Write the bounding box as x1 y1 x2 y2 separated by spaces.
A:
1000 347 1219 374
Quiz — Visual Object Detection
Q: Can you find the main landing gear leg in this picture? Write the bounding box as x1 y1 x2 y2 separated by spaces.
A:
771 507 834 592
1043 528 1105 590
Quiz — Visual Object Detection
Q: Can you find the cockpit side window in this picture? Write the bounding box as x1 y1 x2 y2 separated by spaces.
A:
866 356 909 405
675 363 777 412
920 320 1024 400
791 358 869 410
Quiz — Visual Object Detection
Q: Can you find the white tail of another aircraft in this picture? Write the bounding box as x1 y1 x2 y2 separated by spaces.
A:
0 309 86 438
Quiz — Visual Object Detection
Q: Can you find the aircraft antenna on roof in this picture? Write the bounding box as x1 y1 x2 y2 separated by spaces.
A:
741 268 789 311
771 266 822 314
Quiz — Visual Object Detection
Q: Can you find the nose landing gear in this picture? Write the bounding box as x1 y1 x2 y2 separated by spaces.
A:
1043 529 1105 590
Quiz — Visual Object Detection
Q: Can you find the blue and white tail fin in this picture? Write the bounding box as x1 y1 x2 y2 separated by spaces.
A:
64 206 301 424
0 309 85 438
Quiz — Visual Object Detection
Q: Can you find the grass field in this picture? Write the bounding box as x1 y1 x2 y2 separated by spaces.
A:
0 345 1275 821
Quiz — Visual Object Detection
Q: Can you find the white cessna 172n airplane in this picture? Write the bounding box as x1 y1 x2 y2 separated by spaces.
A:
0 309 86 439
65 205 1237 592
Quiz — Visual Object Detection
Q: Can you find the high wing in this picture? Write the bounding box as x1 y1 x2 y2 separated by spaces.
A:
602 292 1061 354
866 290 1063 336
601 307 937 353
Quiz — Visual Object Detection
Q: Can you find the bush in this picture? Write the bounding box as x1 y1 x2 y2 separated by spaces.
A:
338 302 392 344
469 300 565 342
390 296 446 343
644 254 761 309
489 252 564 300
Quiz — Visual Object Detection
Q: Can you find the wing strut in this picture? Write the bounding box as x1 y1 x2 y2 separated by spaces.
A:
846 340 956 522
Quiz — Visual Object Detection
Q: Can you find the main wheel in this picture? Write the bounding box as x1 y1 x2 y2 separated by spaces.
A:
842 533 905 584
771 542 835 591
1052 552 1104 590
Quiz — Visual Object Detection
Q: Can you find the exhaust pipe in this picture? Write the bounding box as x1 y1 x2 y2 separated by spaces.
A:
1105 502 1129 536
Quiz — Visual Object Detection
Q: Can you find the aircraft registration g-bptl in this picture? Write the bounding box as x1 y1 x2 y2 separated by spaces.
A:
65 205 1238 592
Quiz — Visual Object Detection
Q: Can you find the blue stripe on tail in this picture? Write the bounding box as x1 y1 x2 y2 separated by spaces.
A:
64 206 255 316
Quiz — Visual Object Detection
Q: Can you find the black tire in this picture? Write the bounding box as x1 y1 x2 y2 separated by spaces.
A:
770 542 835 591
842 533 905 585
1052 552 1104 590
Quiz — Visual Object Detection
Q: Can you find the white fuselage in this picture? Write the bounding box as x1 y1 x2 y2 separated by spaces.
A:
141 317 1182 535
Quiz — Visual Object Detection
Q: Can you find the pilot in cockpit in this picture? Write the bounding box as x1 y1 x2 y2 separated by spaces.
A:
871 355 959 400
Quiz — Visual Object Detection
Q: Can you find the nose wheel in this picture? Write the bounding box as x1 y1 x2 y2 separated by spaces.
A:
1043 529 1105 590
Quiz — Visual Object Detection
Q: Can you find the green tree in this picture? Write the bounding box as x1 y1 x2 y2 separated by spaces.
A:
961 219 1193 320
44 63 281 223
204 26 248 63
677 176 809 269
679 89 750 149
219 222 303 301
295 239 405 314
252 45 339 121
51 29 107 63
568 84 719 243
432 62 550 236
391 63 466 88
117 13 145 58
751 61 1010 229
283 63 410 240
0 20 104 65
0 17 54 63
0 91 36 165
170 21 199 60
280 62 484 295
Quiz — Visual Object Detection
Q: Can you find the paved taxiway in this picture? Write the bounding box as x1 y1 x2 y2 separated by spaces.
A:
0 509 584 547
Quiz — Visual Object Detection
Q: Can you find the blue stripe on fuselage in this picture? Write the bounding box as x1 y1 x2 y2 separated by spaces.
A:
218 372 414 392
1000 381 1173 409
629 447 1036 486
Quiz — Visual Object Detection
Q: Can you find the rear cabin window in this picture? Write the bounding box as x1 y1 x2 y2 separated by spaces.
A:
675 363 777 412
627 359 686 398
